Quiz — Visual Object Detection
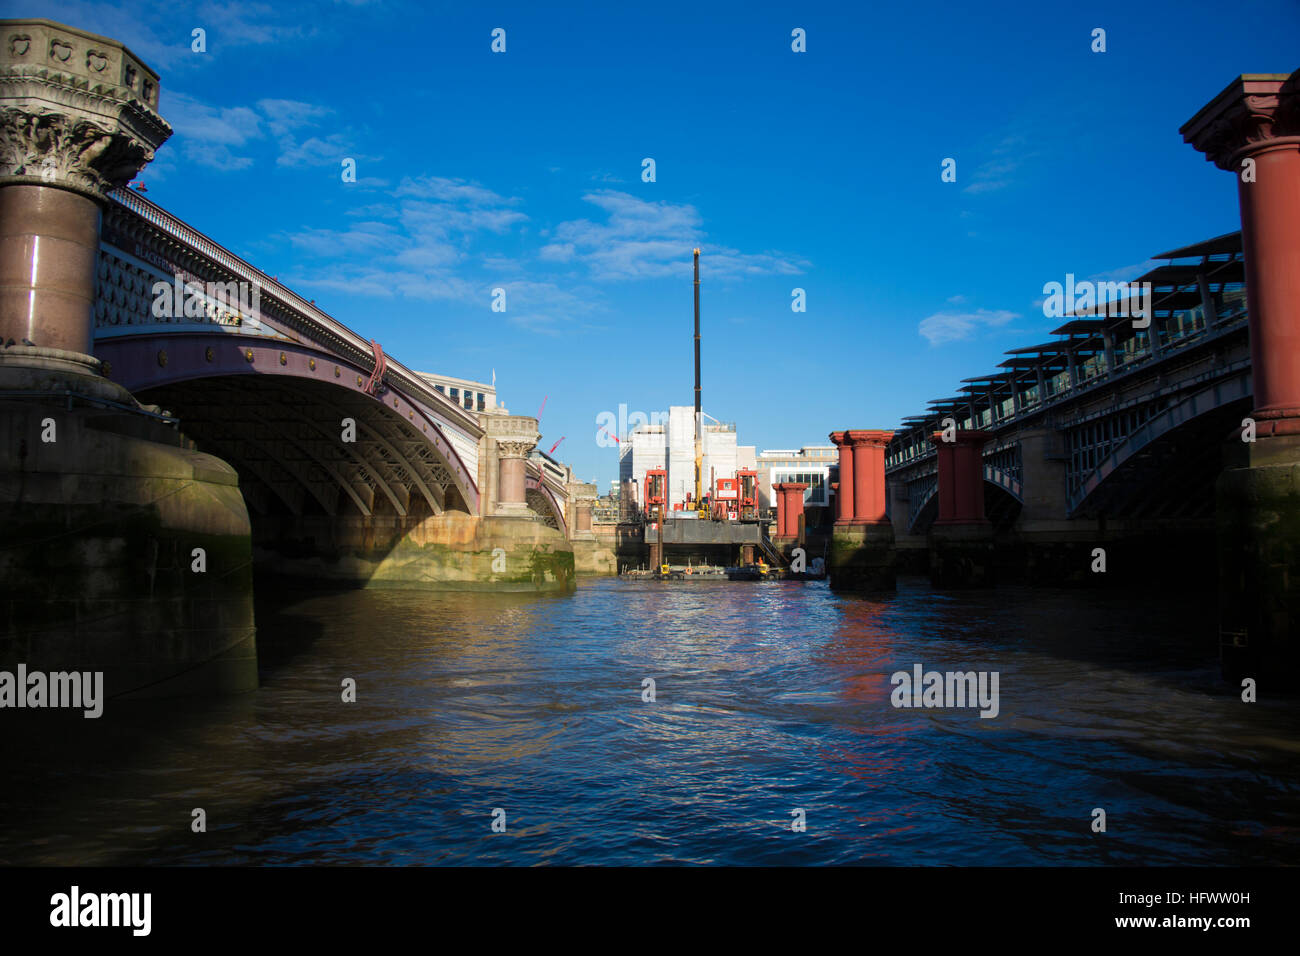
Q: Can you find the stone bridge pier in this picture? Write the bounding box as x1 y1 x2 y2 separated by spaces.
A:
828 429 896 591
928 430 995 587
0 19 257 697
446 412 575 589
1184 71 1300 680
565 480 613 575
772 481 807 542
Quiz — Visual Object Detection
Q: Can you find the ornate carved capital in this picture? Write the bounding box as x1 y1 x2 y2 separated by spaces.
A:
496 438 537 459
0 19 172 197
844 429 895 448
1182 72 1300 170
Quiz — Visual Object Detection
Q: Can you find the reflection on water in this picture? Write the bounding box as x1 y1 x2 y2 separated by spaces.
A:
3 578 1298 865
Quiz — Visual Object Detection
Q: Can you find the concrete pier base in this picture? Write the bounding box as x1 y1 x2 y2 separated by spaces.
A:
572 537 616 576
0 352 258 698
929 521 995 588
251 511 576 591
1015 532 1110 587
828 522 896 592
1216 441 1300 684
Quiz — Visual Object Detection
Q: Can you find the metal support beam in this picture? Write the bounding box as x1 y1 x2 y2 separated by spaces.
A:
1197 269 1220 331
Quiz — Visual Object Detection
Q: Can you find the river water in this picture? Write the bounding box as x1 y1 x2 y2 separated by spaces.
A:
3 577 1298 866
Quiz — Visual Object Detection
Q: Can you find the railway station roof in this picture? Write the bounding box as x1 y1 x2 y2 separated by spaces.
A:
998 357 1071 373
1005 341 1092 355
1152 231 1242 260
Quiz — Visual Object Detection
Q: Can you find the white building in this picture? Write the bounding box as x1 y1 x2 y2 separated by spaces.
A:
755 445 838 514
415 372 499 417
619 405 756 510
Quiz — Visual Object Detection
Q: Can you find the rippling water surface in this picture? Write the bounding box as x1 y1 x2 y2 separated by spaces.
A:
4 577 1299 865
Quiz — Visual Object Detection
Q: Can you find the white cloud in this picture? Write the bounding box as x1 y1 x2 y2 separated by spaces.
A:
963 132 1036 195
550 190 807 281
165 91 261 147
256 98 331 137
396 176 519 207
277 133 355 167
918 309 1017 346
286 222 402 257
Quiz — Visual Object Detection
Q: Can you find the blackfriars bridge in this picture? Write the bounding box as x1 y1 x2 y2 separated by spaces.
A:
91 185 602 583
0 19 604 697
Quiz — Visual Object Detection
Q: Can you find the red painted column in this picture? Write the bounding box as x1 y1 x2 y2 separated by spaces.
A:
845 430 894 523
1183 72 1300 436
931 430 992 524
774 482 807 537
829 431 854 525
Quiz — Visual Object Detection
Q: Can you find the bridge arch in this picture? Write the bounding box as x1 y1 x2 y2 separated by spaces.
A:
95 332 481 520
906 465 1023 534
1068 374 1252 517
525 471 568 536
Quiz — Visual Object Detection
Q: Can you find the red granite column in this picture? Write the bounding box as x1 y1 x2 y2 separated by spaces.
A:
773 482 806 538
1183 72 1300 437
827 434 897 593
829 431 854 525
495 437 537 515
0 187 102 354
932 430 992 524
789 483 807 540
1183 71 1300 681
928 429 994 588
845 429 893 524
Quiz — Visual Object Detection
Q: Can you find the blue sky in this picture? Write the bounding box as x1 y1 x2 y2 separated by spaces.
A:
28 0 1300 486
